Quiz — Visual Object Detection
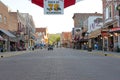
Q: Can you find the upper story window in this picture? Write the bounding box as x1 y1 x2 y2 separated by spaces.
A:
114 2 117 15
0 14 2 23
4 16 7 24
105 6 112 19
109 6 112 17
80 20 83 27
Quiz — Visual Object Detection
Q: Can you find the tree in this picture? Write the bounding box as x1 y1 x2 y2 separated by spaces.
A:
48 33 60 45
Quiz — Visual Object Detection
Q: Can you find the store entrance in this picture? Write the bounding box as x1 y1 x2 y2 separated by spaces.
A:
108 36 114 51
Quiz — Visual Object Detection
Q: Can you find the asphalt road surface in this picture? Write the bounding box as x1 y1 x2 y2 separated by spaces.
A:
0 48 120 80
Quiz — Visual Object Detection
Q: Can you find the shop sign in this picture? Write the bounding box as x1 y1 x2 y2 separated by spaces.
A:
109 27 120 32
44 0 64 15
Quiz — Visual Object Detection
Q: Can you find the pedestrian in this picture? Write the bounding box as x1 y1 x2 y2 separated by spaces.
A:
109 43 113 51
94 43 98 50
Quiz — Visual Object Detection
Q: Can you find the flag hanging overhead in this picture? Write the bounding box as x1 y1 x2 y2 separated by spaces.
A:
31 0 82 8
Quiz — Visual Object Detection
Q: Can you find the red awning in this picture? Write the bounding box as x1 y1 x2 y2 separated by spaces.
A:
32 0 76 8
110 27 120 33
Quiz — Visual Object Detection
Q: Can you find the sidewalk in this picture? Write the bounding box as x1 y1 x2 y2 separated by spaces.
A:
0 50 33 58
80 50 120 58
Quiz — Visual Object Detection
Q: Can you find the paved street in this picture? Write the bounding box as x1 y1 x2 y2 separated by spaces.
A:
0 48 120 80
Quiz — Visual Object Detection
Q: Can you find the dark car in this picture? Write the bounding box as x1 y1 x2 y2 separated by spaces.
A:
48 45 53 50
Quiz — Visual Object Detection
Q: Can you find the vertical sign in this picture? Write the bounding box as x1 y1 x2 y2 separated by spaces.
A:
44 0 64 15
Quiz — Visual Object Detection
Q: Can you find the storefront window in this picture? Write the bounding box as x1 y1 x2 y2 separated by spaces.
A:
0 41 3 52
105 6 112 19
114 36 118 42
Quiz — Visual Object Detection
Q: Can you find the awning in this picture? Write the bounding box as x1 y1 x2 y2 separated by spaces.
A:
109 27 120 33
89 28 101 38
31 0 82 8
0 29 16 38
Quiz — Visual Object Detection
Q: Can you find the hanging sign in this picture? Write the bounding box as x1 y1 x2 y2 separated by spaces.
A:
44 0 64 15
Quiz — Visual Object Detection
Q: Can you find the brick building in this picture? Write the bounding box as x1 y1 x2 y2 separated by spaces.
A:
0 1 16 51
72 12 102 49
0 1 36 51
102 0 120 52
0 1 9 30
60 32 72 48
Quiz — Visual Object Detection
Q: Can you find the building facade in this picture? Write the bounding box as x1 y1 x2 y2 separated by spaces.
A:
35 27 48 48
72 13 103 49
0 1 36 52
21 13 36 50
85 16 103 50
60 32 72 48
102 0 120 52
0 1 16 52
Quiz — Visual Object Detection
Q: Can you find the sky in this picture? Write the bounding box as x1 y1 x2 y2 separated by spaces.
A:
1 0 102 33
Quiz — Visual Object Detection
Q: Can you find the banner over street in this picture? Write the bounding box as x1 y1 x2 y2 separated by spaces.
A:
44 0 64 15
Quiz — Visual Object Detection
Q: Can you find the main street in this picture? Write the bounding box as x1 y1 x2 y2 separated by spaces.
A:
0 48 120 80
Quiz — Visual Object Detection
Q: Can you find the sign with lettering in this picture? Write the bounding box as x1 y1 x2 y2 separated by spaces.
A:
44 0 64 15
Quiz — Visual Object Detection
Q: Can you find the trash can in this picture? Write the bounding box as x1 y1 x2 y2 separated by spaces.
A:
88 47 92 52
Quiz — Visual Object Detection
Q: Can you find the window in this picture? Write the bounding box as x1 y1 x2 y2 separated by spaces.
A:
109 6 112 18
114 2 117 15
105 7 109 19
0 14 2 22
4 16 7 24
105 6 112 19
